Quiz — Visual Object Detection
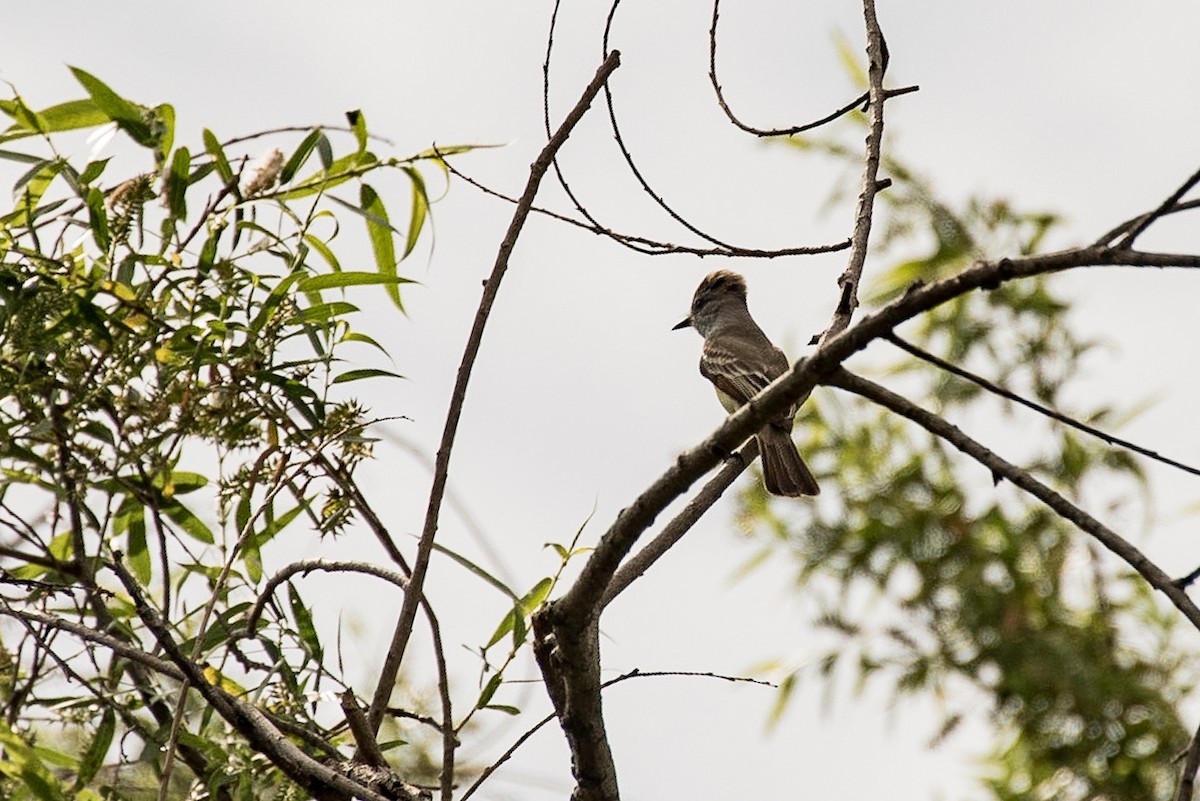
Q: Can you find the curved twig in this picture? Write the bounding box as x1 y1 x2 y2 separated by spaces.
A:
244 559 410 637
708 0 916 137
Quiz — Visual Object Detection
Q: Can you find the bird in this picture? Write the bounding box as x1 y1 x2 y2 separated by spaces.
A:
673 270 820 497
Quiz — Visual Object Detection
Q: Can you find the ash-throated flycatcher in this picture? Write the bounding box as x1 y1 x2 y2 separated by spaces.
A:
673 270 820 497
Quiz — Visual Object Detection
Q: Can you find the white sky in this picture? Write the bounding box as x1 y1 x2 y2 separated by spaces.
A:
5 2 1200 799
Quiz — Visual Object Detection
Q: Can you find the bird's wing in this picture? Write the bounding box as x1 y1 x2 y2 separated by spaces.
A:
699 339 774 407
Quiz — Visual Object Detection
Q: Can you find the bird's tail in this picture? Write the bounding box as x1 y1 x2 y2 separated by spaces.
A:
757 426 820 497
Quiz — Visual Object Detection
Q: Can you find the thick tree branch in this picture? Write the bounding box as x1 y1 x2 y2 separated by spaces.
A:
366 50 623 736
599 442 757 610
825 368 1200 634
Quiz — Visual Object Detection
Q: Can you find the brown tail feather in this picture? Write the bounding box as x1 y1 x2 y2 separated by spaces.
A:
757 427 820 497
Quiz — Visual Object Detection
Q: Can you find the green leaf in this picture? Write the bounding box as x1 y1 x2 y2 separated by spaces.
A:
37 99 108 135
332 367 405 385
291 300 358 324
161 499 214 544
85 187 110 252
298 271 413 292
400 165 429 259
346 109 367 154
343 331 390 355
75 708 115 788
68 67 154 148
287 582 322 660
79 158 110 185
316 132 334 169
164 146 190 219
203 128 234 184
359 183 403 310
281 128 323 184
485 579 553 650
475 672 502 710
431 541 518 601
277 150 377 200
303 232 343 272
114 495 150 585
0 148 45 164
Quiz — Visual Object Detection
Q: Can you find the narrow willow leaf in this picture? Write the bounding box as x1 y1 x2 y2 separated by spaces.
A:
203 128 234 184
331 367 405 385
161 499 214 544
346 109 367 154
287 582 322 660
164 146 190 219
298 271 411 291
85 187 110 252
431 541 519 601
281 128 323 184
75 708 115 787
401 165 429 258
475 672 503 710
68 67 154 147
37 98 107 134
359 183 402 310
114 496 150 585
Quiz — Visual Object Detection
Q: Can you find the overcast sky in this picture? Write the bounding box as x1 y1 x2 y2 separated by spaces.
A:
6 2 1200 799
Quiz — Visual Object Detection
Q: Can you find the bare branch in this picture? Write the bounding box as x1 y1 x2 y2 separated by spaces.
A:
887 332 1200 478
366 50 624 736
1094 198 1200 247
437 155 851 258
819 0 890 343
826 368 1200 634
0 601 184 681
1115 163 1200 249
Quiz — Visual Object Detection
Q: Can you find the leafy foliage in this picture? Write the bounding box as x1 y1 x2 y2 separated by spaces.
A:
0 69 463 799
745 139 1191 799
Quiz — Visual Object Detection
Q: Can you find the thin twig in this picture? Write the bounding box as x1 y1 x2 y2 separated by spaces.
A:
459 668 773 801
438 155 850 257
707 0 917 137
887 332 1200 478
365 49 624 736
1094 198 1200 247
244 559 410 636
1115 163 1200 249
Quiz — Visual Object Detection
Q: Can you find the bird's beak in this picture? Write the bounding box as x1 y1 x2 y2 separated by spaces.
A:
672 317 692 331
